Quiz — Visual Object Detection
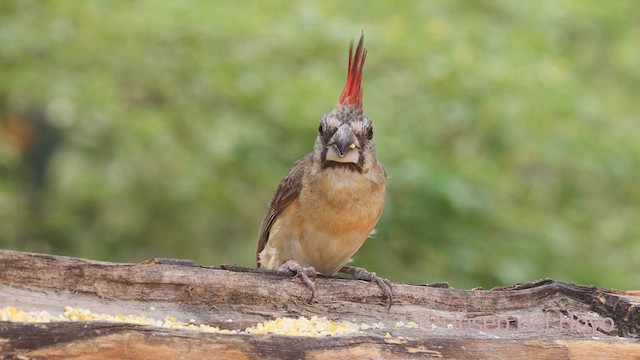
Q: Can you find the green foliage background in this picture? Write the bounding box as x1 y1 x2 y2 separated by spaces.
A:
1 1 638 289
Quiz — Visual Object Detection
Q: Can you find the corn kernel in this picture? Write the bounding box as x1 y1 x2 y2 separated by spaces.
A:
1 306 396 337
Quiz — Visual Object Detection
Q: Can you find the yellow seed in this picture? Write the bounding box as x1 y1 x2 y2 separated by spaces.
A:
1 307 389 337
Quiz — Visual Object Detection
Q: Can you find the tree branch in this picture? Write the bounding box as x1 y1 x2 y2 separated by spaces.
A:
0 250 638 359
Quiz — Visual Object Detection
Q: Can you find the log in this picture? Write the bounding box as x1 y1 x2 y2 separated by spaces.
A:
0 249 638 359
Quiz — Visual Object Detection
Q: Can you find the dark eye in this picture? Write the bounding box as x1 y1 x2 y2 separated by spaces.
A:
366 127 374 140
318 123 323 133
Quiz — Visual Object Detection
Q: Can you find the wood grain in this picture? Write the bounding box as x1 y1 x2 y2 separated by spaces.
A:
1 250 638 359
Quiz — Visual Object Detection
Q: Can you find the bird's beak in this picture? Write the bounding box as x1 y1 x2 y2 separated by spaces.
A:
326 124 360 164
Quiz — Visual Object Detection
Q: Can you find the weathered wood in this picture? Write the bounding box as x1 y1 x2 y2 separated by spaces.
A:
0 250 638 359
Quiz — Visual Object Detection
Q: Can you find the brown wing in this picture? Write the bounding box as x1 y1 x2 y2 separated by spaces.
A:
255 154 310 266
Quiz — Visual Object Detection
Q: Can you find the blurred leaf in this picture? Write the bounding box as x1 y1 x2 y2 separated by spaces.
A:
1 0 638 289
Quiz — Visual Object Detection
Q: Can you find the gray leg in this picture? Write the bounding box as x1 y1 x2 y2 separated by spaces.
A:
340 265 393 309
278 260 317 303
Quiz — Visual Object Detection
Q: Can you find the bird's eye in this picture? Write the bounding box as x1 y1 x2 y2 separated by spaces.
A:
318 123 323 133
366 127 374 140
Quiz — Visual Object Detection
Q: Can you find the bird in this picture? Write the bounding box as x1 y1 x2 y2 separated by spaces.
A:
256 32 392 307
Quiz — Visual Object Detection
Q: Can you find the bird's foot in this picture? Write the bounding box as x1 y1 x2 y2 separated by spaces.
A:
278 260 317 303
340 265 393 309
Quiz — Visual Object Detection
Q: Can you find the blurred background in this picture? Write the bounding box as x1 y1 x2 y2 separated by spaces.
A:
1 1 638 289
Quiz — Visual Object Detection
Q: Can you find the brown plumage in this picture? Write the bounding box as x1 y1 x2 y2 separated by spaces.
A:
256 32 392 307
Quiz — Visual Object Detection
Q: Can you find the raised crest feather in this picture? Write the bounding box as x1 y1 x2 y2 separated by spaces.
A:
337 32 367 109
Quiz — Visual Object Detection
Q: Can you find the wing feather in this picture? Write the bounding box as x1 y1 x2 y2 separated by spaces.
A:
255 154 309 265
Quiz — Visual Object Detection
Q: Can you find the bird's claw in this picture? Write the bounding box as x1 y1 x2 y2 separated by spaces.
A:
340 265 394 309
278 260 317 303
373 276 393 309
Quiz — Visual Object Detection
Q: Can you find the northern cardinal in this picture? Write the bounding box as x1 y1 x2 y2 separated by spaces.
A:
256 33 391 307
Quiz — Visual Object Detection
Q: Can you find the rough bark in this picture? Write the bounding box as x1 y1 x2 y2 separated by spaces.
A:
0 250 638 359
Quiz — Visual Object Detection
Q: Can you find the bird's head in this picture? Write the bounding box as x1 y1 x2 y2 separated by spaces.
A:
315 32 378 173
